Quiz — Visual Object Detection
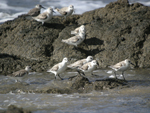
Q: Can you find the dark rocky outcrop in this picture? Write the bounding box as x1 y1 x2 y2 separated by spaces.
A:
0 0 150 75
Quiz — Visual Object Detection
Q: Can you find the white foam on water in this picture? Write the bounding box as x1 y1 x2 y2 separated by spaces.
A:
136 1 150 6
4 100 9 102
107 70 113 74
55 94 63 97
109 75 115 78
67 72 77 74
0 12 25 23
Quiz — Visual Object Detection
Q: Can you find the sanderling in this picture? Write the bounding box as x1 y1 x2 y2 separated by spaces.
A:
68 56 93 74
55 5 74 19
109 59 134 80
62 28 85 47
47 57 68 80
32 7 54 25
7 66 31 82
78 60 99 77
71 25 85 35
27 4 45 17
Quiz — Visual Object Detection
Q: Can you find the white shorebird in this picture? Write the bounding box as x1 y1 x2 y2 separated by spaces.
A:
68 56 93 74
109 59 134 80
7 66 31 82
47 57 68 80
27 4 45 17
55 5 74 19
71 25 85 35
62 28 85 47
32 7 54 25
78 60 99 77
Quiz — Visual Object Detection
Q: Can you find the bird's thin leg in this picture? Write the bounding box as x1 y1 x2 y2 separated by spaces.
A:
77 71 86 78
85 43 89 50
77 71 83 77
73 46 79 51
114 71 118 79
122 71 126 81
73 46 76 50
81 72 86 76
58 74 63 80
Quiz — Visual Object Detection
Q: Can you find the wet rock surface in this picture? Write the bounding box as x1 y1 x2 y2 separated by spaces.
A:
0 0 149 94
0 75 128 94
1 105 32 113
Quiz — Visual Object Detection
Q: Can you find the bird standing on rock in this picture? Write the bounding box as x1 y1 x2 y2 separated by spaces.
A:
62 26 85 48
109 59 135 80
7 66 32 82
78 60 99 77
27 4 45 17
71 25 85 35
32 7 55 25
55 5 74 19
47 57 68 80
68 56 93 75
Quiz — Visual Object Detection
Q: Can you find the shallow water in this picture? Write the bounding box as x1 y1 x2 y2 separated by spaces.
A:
0 69 150 113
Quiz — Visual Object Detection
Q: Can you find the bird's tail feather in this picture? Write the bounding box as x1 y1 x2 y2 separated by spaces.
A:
62 39 67 43
108 65 113 68
71 31 76 35
47 69 51 72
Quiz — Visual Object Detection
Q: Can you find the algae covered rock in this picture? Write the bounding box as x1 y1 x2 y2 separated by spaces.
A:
0 0 150 74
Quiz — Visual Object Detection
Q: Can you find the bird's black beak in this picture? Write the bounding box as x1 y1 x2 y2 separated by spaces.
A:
42 6 46 9
97 62 100 68
130 62 135 66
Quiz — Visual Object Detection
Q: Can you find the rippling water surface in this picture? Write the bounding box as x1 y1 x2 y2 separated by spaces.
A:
0 69 150 113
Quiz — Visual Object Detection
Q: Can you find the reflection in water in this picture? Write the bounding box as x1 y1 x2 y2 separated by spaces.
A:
0 69 150 113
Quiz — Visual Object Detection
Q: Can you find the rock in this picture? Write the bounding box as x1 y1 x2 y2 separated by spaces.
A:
3 105 31 113
0 74 128 94
0 0 150 74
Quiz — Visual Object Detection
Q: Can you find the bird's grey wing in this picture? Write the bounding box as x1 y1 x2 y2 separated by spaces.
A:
12 70 28 77
28 8 40 16
80 63 89 71
110 61 124 69
50 64 59 71
36 12 48 20
67 36 80 43
58 7 68 15
68 60 83 68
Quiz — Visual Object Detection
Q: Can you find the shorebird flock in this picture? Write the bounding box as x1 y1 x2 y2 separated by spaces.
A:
7 4 135 81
